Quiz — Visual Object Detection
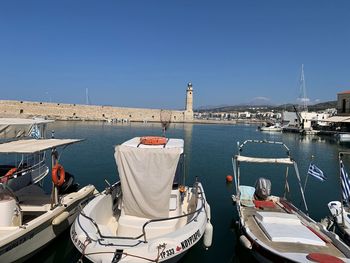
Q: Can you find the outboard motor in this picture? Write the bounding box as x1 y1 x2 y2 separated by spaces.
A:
254 177 271 200
58 172 79 194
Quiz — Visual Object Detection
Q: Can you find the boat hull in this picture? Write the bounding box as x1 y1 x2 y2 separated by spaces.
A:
71 182 211 263
236 199 350 263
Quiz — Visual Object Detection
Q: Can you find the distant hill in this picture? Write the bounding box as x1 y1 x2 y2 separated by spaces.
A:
195 101 337 112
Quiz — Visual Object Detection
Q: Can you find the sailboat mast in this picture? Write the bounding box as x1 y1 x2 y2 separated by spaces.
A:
299 64 308 112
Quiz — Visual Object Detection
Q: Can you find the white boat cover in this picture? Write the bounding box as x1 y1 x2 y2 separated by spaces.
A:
115 138 183 219
324 116 350 123
236 155 294 164
0 118 53 139
0 139 82 153
255 212 325 246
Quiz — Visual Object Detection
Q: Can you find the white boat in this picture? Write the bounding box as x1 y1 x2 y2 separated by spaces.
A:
232 140 350 263
327 152 350 246
259 123 282 132
336 133 350 143
0 118 54 191
0 138 97 262
71 136 213 263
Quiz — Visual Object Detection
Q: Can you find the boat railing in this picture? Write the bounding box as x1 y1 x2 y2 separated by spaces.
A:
78 184 206 245
14 157 47 177
141 184 205 243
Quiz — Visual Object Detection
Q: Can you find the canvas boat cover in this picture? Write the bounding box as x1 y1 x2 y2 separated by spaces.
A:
0 139 82 153
0 118 53 139
236 155 294 165
115 137 183 219
255 211 325 246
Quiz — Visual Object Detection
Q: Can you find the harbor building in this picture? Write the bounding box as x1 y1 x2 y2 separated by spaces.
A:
0 83 194 123
337 91 350 115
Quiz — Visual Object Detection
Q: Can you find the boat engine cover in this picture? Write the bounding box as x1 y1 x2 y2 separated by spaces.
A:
254 178 271 200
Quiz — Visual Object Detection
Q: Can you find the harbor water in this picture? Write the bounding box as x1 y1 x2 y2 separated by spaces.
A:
28 121 347 263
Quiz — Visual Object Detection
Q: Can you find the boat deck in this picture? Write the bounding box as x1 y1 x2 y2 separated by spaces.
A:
241 198 346 258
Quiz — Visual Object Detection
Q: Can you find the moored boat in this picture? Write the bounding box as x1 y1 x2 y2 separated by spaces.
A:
327 152 350 246
71 136 213 262
0 118 54 191
259 123 282 132
232 140 350 263
0 138 97 262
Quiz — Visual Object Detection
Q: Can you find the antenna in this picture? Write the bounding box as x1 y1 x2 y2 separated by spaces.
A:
298 64 308 112
160 109 172 137
85 88 90 105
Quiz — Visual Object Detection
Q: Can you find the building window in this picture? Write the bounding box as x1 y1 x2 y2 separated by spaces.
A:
129 115 132 118
174 116 176 120
20 109 23 114
343 99 346 113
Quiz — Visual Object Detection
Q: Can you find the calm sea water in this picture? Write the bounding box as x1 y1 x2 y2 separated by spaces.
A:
27 121 350 263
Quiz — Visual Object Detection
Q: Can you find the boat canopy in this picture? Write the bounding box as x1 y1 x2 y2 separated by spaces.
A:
0 118 53 126
115 137 183 219
0 139 82 153
0 118 53 139
236 155 294 165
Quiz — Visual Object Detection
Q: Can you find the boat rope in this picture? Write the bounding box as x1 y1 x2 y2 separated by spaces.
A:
83 250 164 262
78 237 92 263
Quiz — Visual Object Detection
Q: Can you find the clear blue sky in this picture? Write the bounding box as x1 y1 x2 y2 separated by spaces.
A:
0 1 349 109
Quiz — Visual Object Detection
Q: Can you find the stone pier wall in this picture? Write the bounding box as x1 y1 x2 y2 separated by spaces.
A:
0 100 193 122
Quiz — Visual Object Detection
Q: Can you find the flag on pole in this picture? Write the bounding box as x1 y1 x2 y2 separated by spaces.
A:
307 163 326 182
29 124 40 139
341 160 350 203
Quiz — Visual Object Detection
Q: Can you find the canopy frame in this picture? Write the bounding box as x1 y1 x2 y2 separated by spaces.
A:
232 140 308 213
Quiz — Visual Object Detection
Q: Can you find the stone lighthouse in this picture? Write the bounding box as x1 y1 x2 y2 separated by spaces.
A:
184 82 194 121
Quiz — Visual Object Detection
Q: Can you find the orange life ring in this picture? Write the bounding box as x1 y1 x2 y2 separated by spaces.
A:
140 136 167 145
52 164 65 187
1 168 17 183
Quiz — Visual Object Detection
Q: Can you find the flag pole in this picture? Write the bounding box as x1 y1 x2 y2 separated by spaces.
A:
339 152 345 227
303 155 314 192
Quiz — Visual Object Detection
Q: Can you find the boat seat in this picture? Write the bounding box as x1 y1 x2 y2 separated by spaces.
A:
117 194 180 239
239 185 255 207
255 211 326 246
117 214 179 239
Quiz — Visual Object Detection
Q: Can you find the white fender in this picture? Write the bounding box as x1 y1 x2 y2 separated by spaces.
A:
240 235 252 249
205 203 211 221
52 211 69 226
203 221 213 249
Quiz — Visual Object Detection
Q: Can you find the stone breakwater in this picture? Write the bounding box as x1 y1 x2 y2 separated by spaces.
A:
0 100 193 122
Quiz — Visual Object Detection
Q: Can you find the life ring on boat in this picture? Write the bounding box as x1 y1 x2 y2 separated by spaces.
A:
52 164 65 187
140 136 167 145
179 185 186 193
1 168 17 183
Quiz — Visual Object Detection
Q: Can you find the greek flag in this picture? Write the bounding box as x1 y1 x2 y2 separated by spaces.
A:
307 163 326 182
341 160 350 203
29 124 40 139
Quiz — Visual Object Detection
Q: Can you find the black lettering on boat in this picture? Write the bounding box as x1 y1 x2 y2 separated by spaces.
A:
0 231 36 255
181 230 201 250
160 248 175 259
